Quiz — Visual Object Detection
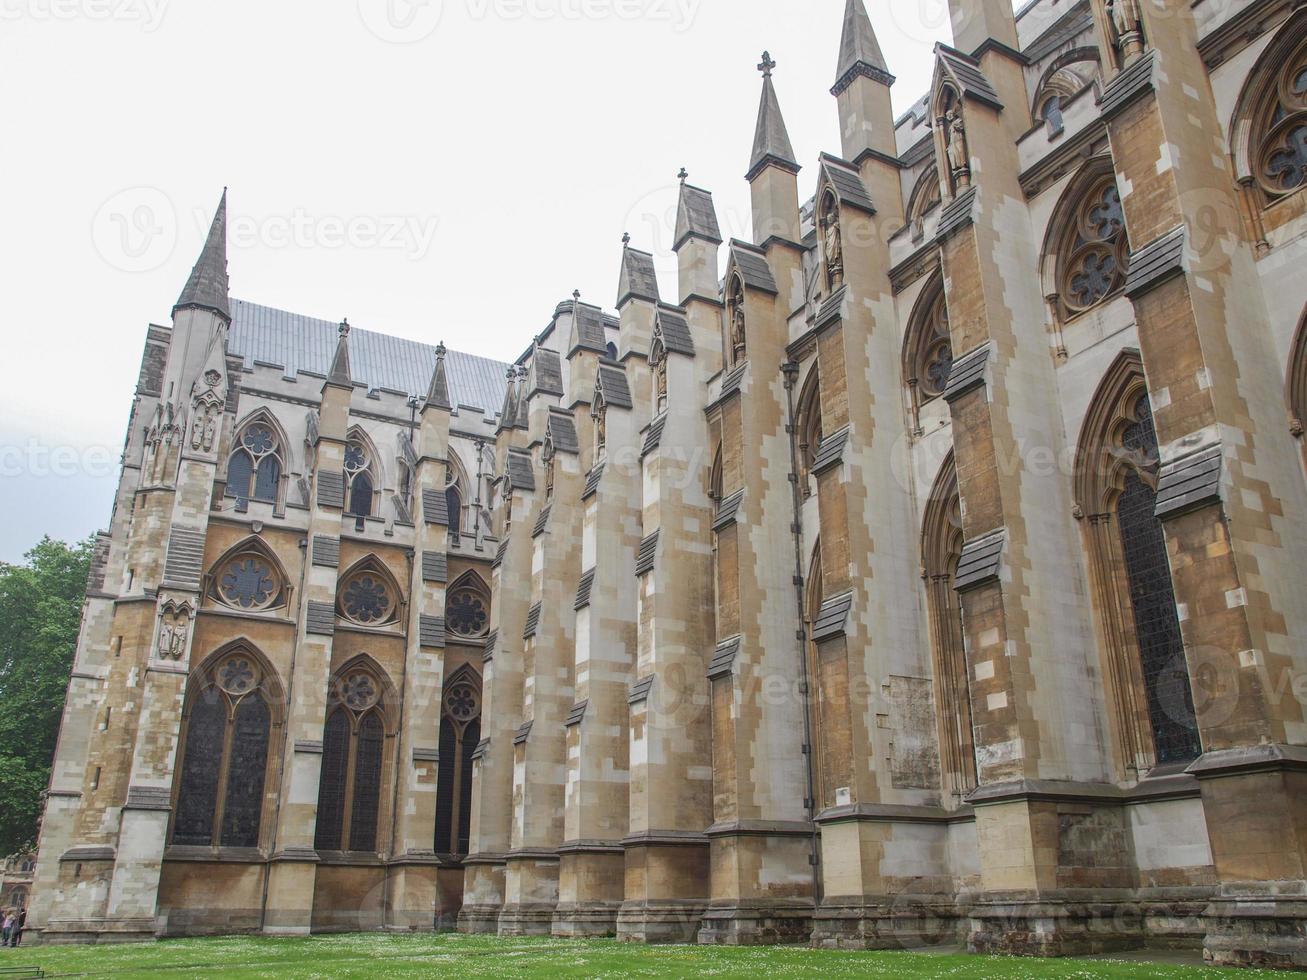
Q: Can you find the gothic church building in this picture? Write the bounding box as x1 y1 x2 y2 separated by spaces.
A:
30 0 1307 967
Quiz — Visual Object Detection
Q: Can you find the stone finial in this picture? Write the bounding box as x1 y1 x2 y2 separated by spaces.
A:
678 168 689 184
622 231 631 246
758 51 776 77
339 318 351 338
435 341 447 358
573 289 582 302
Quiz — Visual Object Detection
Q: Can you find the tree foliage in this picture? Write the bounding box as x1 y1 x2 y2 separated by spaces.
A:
0 536 93 855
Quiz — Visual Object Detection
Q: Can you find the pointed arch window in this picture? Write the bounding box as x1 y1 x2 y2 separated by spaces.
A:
796 370 823 498
1249 30 1307 202
435 667 481 856
1075 355 1201 771
921 457 977 797
226 418 284 505
209 542 289 614
337 560 401 628
726 277 747 366
906 168 942 242
172 648 278 849
315 664 390 853
344 437 376 519
1048 164 1130 320
447 572 491 639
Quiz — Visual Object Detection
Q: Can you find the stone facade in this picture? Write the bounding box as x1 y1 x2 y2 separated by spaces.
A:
30 0 1307 967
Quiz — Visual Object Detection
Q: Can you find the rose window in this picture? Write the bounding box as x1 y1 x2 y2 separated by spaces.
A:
444 682 479 723
340 572 394 626
447 589 488 638
1256 51 1307 198
217 655 260 697
217 556 279 610
340 672 379 712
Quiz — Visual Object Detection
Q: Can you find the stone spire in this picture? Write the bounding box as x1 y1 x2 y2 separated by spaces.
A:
327 319 353 389
498 365 520 432
425 342 452 411
174 188 230 321
747 52 800 182
833 0 894 96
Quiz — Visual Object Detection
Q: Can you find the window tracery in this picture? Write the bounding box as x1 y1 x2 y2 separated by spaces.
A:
210 545 287 614
447 573 491 639
226 418 283 505
435 667 482 856
316 662 390 853
344 436 375 519
172 647 278 849
1055 172 1129 318
1255 42 1307 200
336 561 400 628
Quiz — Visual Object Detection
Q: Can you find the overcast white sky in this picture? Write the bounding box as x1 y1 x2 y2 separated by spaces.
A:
0 0 969 562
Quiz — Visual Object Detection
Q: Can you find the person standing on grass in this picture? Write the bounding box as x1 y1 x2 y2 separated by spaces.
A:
9 908 24 947
1 909 12 947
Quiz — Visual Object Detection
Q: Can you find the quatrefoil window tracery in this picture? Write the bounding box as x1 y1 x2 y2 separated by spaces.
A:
338 569 396 627
1058 176 1129 317
215 553 282 612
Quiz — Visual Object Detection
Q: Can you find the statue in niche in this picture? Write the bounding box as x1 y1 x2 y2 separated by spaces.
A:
820 196 844 290
1105 0 1144 62
653 345 668 410
945 109 971 189
543 444 555 500
595 402 607 453
728 280 747 363
158 605 190 661
190 396 220 453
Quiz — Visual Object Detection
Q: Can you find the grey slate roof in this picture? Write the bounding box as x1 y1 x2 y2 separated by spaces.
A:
833 0 894 95
750 72 801 180
629 675 656 705
175 189 230 320
422 551 448 584
471 738 491 760
524 603 542 639
547 409 580 455
565 700 589 727
532 504 552 537
811 591 855 642
1155 446 1224 519
575 569 596 610
954 530 1006 592
312 536 341 569
531 347 565 397
943 344 990 403
654 307 696 357
618 247 661 306
729 241 780 295
820 155 876 214
674 183 723 250
707 636 741 680
582 463 605 501
1099 51 1156 119
712 362 749 409
163 527 206 590
815 286 846 330
636 531 659 576
483 630 498 663
1125 226 1186 299
317 470 346 509
228 299 511 414
422 487 450 527
505 449 536 492
812 427 850 475
597 363 633 409
514 721 533 745
713 489 746 532
936 186 978 240
936 45 1003 109
641 415 667 458
306 601 336 636
419 615 446 649
572 303 608 355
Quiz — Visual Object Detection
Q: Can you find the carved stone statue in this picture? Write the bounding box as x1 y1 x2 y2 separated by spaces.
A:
1106 0 1144 62
595 404 607 451
731 305 747 360
656 356 668 405
822 200 844 289
946 110 970 187
190 398 219 453
159 609 190 660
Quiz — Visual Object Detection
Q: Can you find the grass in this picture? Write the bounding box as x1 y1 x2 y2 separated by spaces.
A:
0 934 1289 979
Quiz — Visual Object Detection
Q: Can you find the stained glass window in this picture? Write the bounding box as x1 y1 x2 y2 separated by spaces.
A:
172 692 225 846
447 589 488 638
1058 175 1130 317
435 676 481 856
171 655 273 850
338 570 395 627
457 717 479 855
225 422 282 504
314 709 350 851
216 556 280 611
344 439 374 518
348 712 384 852
1115 395 1201 764
1256 40 1307 198
220 697 271 848
447 485 462 544
435 716 458 854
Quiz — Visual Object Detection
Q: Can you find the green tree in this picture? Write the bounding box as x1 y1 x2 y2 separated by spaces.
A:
0 536 93 855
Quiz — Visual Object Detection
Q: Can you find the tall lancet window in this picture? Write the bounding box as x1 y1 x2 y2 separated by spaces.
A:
344 434 377 520
1075 353 1201 772
226 415 284 505
315 662 390 853
435 666 481 856
172 647 278 849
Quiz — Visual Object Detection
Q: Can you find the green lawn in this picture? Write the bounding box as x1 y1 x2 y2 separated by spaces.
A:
0 934 1287 979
